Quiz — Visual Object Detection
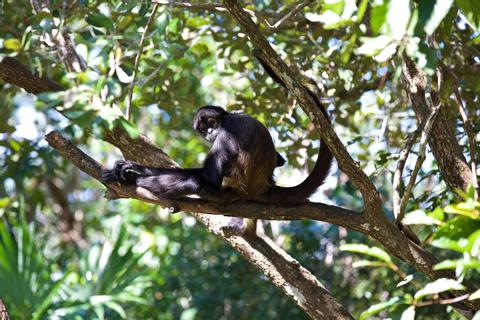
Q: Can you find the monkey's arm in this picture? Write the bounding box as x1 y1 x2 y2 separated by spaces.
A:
101 160 239 202
202 137 238 187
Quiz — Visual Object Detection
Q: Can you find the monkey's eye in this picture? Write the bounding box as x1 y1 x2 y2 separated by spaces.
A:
208 118 217 126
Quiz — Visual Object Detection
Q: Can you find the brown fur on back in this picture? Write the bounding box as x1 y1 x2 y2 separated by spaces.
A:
222 114 276 195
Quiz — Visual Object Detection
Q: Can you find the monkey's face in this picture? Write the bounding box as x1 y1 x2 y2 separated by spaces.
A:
194 116 221 142
193 106 227 142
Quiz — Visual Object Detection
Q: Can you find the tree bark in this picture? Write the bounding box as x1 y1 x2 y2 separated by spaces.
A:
401 54 474 192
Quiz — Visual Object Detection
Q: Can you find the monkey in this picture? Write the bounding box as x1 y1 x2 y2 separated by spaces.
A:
102 49 333 236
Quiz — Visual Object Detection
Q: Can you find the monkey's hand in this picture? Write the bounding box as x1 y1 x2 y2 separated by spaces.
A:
101 160 144 185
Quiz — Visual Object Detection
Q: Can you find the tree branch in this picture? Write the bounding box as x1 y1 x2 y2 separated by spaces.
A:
438 61 478 196
45 131 366 231
401 54 474 193
394 82 442 222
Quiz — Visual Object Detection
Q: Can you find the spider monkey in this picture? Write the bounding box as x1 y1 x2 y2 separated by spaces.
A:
102 49 333 236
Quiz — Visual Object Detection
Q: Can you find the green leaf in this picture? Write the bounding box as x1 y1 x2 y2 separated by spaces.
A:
86 13 114 30
469 288 480 300
414 278 465 300
357 35 394 56
434 259 480 270
445 202 480 219
419 0 455 35
370 1 388 34
340 244 392 263
467 229 480 255
359 297 403 320
117 118 139 139
432 237 467 253
456 0 480 30
403 210 442 225
397 274 414 287
401 306 416 320
434 259 461 270
387 0 411 40
4 38 22 50
434 217 480 240
352 260 389 268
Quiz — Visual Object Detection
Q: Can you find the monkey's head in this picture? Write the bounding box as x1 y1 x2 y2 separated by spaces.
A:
193 106 228 142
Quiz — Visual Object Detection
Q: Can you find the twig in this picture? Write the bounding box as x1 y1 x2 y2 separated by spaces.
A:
415 293 470 307
396 81 442 223
266 0 314 31
126 3 160 120
393 125 425 220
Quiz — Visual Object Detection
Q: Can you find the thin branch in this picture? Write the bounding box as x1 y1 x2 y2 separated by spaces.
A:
392 123 424 220
126 3 160 120
266 0 314 31
398 101 441 222
394 79 442 222
415 293 470 308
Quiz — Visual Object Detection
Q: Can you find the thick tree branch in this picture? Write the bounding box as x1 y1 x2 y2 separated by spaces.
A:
45 131 365 231
222 0 382 214
401 54 474 193
438 61 478 196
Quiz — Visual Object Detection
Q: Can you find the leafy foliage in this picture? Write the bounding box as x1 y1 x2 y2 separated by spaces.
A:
0 0 479 319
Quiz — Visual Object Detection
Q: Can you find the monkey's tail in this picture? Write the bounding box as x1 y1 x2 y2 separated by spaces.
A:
252 49 334 204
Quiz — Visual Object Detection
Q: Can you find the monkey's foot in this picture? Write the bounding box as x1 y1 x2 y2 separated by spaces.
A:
220 217 245 237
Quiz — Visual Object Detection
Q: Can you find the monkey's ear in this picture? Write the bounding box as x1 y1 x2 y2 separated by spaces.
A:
275 152 286 167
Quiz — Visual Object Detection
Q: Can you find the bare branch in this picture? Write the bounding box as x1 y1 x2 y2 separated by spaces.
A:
0 57 64 93
127 3 160 120
267 0 314 31
392 127 424 220
398 101 442 222
401 53 474 192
